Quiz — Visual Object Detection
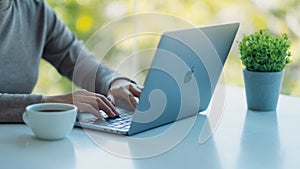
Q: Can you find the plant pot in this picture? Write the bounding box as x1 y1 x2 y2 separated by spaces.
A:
243 69 284 111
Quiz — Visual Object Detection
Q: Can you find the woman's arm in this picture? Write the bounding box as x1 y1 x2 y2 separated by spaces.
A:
0 93 42 123
39 2 141 118
41 3 123 95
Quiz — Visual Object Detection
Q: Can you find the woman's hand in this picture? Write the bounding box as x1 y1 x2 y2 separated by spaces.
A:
107 79 143 111
42 89 119 120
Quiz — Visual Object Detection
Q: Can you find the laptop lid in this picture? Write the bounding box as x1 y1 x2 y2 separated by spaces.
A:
128 23 239 135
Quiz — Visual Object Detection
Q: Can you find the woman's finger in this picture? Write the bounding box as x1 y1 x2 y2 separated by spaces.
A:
73 94 101 111
95 93 119 116
96 97 119 117
119 89 136 110
73 89 118 118
107 93 115 105
100 96 119 116
136 84 144 90
76 102 104 120
129 84 142 97
128 94 137 109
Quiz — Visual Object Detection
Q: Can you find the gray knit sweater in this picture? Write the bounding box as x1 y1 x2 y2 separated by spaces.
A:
0 0 121 122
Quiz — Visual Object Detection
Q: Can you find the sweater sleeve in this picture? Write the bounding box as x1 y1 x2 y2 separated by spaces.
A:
0 93 43 123
41 2 126 95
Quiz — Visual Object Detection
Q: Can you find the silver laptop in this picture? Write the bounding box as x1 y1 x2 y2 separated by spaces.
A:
75 22 240 135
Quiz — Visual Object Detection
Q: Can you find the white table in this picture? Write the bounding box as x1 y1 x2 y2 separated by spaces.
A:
1 86 300 169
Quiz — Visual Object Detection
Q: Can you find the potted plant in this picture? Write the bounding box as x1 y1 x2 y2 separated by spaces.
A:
238 29 292 111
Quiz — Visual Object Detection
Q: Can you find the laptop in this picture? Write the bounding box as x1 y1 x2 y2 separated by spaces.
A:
75 22 240 135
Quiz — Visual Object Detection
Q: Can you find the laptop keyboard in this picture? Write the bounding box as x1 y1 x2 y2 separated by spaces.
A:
82 112 133 130
106 113 132 130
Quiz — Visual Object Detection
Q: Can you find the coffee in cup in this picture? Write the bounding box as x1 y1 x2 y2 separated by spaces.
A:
23 103 77 140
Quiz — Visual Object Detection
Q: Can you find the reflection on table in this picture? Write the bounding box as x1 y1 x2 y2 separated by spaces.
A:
0 126 75 169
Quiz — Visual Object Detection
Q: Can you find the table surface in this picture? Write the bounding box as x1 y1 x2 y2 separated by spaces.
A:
1 85 300 169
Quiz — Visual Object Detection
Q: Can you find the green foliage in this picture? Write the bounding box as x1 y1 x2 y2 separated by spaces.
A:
238 29 292 72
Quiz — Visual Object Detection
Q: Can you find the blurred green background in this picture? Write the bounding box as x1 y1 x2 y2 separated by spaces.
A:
33 0 300 96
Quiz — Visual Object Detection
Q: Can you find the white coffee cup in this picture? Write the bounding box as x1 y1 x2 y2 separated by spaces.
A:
23 103 77 140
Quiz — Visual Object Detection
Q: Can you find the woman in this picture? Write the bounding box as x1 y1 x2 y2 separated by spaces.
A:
0 0 141 122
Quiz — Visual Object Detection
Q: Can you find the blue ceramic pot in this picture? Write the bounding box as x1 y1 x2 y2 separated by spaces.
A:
243 69 284 111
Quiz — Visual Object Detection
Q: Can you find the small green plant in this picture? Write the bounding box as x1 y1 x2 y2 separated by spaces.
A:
238 29 292 72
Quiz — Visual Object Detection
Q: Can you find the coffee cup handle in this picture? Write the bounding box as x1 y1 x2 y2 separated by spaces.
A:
22 112 30 126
